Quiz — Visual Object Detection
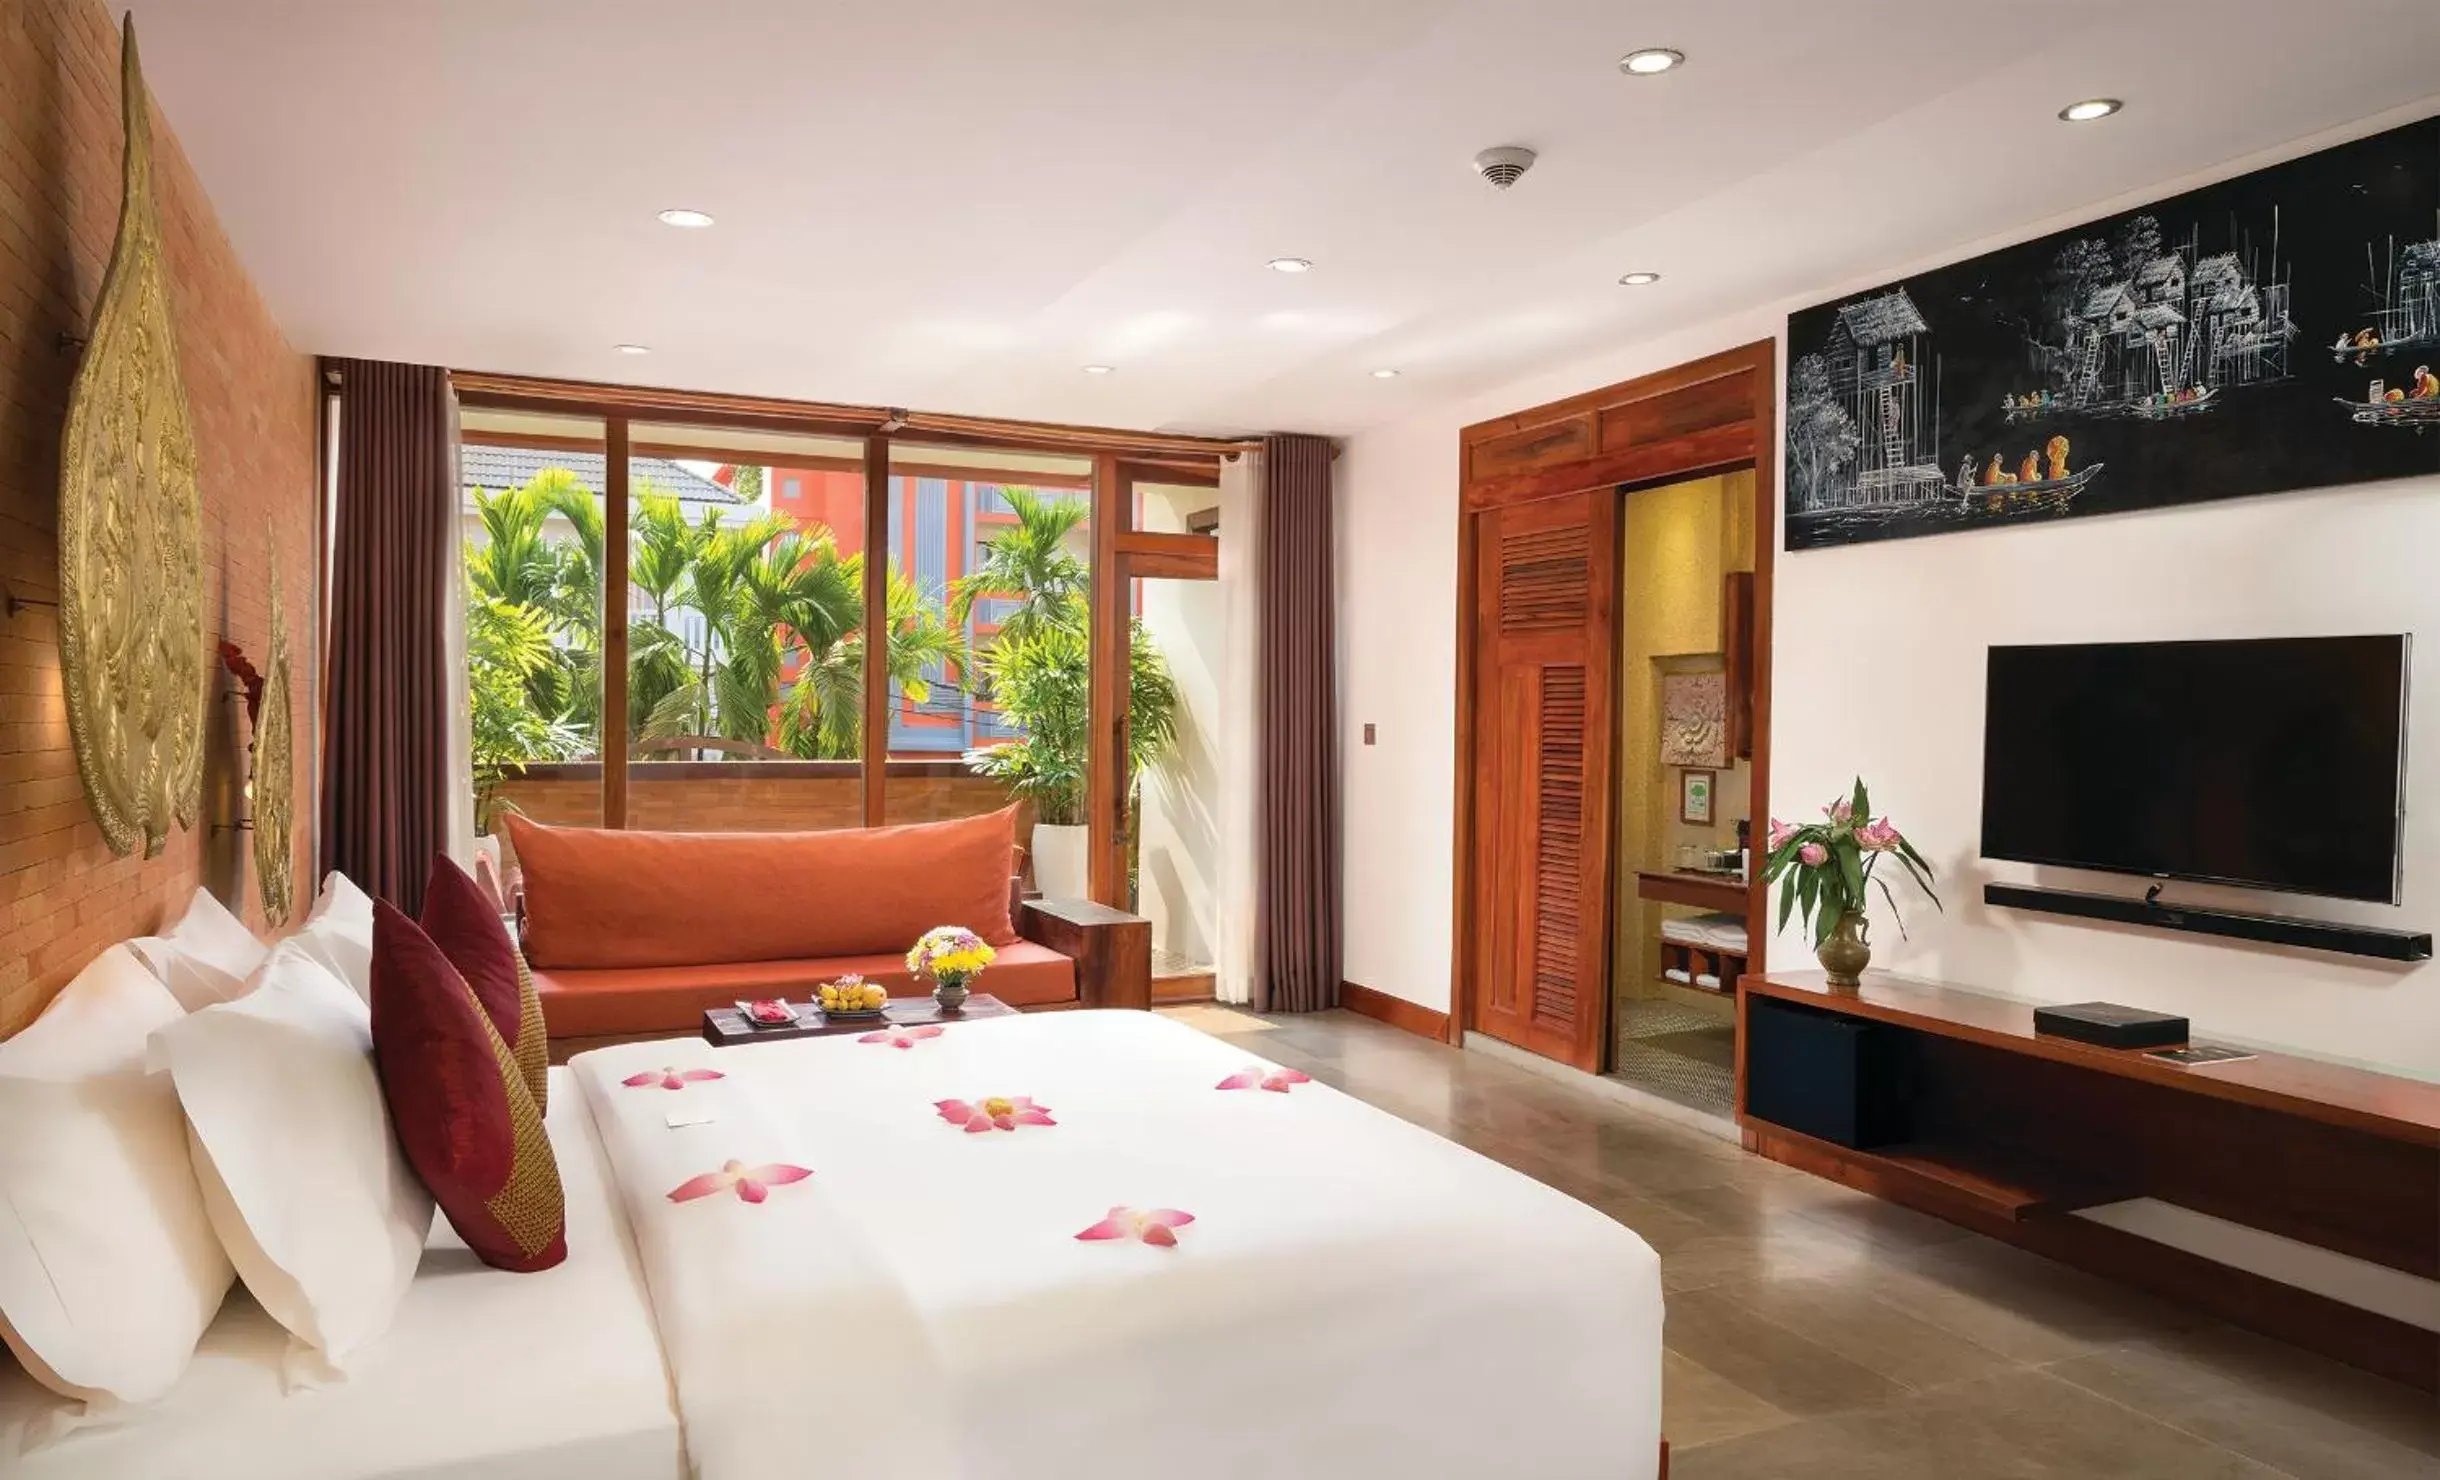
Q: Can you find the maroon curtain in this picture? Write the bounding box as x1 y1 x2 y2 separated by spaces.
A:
320 360 454 915
1253 434 1340 1013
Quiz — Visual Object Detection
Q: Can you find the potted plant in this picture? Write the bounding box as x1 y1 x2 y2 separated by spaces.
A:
958 488 1178 901
1763 778 1939 986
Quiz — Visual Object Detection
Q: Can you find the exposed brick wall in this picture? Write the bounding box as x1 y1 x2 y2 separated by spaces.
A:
0 0 318 1035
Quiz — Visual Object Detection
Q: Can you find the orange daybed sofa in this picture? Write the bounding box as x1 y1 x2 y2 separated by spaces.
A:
504 807 1088 1040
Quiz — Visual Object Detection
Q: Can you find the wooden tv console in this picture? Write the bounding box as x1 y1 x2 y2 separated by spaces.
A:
1737 970 2440 1391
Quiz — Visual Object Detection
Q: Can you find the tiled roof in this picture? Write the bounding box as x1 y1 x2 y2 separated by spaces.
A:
460 444 742 505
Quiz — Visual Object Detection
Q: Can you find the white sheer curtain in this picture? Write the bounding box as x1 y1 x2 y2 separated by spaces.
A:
1214 448 1264 1006
442 387 476 867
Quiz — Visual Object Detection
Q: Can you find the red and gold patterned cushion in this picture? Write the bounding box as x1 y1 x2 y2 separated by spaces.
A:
370 899 564 1272
420 855 548 1113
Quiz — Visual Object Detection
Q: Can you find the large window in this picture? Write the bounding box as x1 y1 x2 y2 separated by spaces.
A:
454 377 1232 911
460 411 608 829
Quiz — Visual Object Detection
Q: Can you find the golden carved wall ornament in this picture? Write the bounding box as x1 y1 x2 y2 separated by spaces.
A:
252 555 297 924
57 17 208 859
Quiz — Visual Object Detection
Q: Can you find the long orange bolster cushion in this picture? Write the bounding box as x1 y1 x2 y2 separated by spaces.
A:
503 807 1020 971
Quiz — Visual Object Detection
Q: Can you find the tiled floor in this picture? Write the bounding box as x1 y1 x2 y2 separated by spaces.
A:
1166 1004 2440 1480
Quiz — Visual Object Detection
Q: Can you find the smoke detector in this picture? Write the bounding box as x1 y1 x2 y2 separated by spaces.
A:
1471 146 1537 191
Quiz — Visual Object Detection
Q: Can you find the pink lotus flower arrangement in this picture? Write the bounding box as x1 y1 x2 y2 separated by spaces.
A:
1763 778 1940 986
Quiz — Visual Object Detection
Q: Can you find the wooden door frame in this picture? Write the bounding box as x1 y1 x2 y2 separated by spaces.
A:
1448 339 1778 1056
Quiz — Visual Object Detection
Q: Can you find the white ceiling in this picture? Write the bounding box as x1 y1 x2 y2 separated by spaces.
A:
125 1 2440 438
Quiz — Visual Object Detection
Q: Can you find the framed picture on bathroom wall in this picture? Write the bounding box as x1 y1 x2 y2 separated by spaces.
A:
1680 769 1716 825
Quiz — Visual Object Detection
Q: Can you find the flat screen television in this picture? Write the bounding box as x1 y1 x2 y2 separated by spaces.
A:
1981 636 2410 904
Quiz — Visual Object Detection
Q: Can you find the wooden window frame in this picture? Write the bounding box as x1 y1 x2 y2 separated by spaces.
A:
452 372 1242 864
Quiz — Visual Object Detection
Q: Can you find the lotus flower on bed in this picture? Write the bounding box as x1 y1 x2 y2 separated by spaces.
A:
623 1066 725 1091
1075 1206 1196 1247
860 1025 945 1050
666 1160 814 1204
1215 1065 1312 1093
935 1095 1055 1133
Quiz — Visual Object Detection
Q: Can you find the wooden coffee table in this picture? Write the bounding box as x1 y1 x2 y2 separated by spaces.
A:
701 993 1014 1048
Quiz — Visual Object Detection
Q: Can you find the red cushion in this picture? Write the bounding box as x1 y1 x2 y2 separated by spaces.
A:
531 940 1079 1038
504 808 1020 971
420 855 547 1113
371 899 565 1272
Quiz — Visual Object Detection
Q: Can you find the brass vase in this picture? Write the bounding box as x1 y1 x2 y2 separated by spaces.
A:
1817 910 1871 987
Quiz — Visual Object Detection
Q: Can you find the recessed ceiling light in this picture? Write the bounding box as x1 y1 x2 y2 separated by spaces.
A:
1082 364 1115 375
1267 257 1314 274
1371 368 1401 379
656 208 715 228
1618 48 1684 76
614 343 652 355
1618 271 1662 286
2058 98 2122 123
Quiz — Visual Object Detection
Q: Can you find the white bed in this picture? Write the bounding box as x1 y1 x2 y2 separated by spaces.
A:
0 1069 684 1480
4 1012 1661 1480
573 1010 1663 1480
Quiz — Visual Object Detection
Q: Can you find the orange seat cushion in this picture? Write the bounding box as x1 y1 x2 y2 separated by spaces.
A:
503 809 1020 971
531 941 1077 1038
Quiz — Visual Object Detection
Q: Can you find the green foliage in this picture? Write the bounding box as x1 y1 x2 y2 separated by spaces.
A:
727 463 764 502
947 486 1087 641
1761 777 1941 948
467 593 585 831
959 583 1180 827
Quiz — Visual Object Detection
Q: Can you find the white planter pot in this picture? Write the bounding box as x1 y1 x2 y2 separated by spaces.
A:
1030 824 1090 901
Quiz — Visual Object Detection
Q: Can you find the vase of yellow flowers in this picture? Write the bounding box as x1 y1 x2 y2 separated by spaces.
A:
1764 778 1940 987
907 926 996 1013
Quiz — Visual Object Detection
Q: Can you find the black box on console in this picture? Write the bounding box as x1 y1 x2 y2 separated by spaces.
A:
2031 1001 2188 1049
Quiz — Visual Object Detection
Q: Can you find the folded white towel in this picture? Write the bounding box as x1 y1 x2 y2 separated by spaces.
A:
1695 972 1722 990
1662 967 1692 986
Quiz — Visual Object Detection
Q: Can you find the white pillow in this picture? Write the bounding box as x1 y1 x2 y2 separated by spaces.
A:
0 945 234 1405
127 888 268 1011
289 872 376 1001
154 941 432 1375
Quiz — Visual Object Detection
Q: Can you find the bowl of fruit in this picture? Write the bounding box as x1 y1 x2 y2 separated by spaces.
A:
816 973 889 1023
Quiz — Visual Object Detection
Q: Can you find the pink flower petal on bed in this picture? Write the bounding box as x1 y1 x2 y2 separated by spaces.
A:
1010 1107 1057 1127
862 1025 945 1049
627 1065 727 1090
1075 1210 1131 1241
667 1160 746 1202
1076 1206 1195 1246
936 1098 978 1125
1260 1068 1312 1093
1215 1068 1263 1091
669 1159 812 1205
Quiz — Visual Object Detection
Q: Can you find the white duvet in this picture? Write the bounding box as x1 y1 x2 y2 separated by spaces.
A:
573 1010 1662 1480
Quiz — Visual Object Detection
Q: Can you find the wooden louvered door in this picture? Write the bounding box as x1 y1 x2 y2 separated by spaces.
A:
1469 490 1617 1072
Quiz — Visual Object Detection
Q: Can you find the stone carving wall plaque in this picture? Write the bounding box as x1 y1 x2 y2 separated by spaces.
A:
1659 671 1729 770
57 18 208 859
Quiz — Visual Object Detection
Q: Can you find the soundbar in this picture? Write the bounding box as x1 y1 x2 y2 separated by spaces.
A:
1983 883 2431 963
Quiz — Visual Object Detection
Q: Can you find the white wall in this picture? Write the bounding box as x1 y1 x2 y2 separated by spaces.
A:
1138 486 1224 971
1338 111 2440 1078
